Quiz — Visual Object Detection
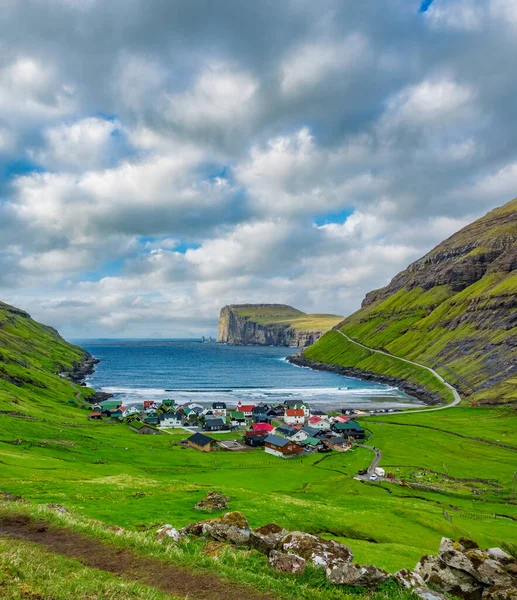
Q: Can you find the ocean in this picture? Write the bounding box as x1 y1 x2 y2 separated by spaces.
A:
77 339 423 410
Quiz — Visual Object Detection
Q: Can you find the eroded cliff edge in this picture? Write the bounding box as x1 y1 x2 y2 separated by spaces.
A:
217 304 343 347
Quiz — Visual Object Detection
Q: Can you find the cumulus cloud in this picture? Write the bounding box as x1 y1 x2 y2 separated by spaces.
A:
0 0 517 337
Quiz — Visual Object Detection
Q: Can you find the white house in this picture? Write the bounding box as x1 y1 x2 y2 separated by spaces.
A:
286 429 308 442
284 408 305 425
237 402 255 417
307 415 331 430
158 413 183 428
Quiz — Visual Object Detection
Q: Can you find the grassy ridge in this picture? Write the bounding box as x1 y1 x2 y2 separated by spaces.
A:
0 301 94 418
304 330 455 403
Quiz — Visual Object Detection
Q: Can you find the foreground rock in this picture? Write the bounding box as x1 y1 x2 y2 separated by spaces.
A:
269 550 307 574
414 538 517 600
327 563 390 587
194 491 229 513
180 511 250 545
394 568 426 589
156 525 182 542
279 531 353 570
249 523 289 554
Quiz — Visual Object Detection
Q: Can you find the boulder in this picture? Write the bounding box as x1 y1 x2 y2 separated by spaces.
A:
279 531 353 570
412 586 449 600
194 491 229 512
269 550 307 575
326 563 390 588
180 520 208 537
439 538 511 586
249 523 289 554
156 525 182 542
414 554 484 600
394 568 426 589
203 511 251 545
482 585 517 600
488 549 513 562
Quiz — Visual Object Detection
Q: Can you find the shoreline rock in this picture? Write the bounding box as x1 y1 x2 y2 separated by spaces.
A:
286 352 443 406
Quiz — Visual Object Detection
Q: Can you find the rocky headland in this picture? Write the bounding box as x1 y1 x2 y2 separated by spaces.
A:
217 304 343 347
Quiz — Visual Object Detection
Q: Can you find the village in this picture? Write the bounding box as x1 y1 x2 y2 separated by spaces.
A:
88 398 369 460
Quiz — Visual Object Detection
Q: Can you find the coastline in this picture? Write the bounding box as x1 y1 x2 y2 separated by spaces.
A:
286 352 443 407
67 352 113 403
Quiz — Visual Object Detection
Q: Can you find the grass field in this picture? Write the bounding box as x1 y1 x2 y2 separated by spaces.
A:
1 404 517 582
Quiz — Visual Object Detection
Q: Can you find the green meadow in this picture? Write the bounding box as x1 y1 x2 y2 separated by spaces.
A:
1 403 517 578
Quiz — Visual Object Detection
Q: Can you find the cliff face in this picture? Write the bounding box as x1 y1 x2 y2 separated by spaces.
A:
301 197 517 405
217 304 342 347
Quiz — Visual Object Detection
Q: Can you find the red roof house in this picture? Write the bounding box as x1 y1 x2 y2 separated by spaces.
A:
252 423 275 433
284 408 305 425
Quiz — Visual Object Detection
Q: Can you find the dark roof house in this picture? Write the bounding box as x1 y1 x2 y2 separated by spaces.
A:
187 432 216 452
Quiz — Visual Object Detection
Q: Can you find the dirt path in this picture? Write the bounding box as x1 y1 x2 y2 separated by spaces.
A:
0 515 277 600
337 330 461 412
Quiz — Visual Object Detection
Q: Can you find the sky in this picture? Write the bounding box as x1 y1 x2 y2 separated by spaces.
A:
1 0 517 339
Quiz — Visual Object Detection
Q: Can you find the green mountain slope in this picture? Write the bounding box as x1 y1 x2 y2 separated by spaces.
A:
0 300 94 417
300 198 517 405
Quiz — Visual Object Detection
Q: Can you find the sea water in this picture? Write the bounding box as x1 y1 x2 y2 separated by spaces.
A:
76 339 423 410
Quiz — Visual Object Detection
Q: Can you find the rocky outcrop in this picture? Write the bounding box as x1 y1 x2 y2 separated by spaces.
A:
193 491 230 512
414 537 517 600
156 525 182 542
217 304 342 347
180 511 251 545
326 563 390 587
269 550 307 574
287 352 443 405
249 523 289 554
278 531 353 570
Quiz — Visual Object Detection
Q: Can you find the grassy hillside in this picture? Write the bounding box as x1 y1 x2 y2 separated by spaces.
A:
1 299 517 596
304 198 517 405
0 300 94 417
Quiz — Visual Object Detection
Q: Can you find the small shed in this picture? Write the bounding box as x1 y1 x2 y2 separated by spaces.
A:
187 432 216 452
88 412 102 420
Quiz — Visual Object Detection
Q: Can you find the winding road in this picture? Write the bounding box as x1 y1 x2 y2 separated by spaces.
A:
336 330 461 414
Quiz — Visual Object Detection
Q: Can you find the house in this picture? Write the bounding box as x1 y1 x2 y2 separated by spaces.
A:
252 406 270 423
187 403 203 410
129 421 160 435
100 400 121 412
203 418 228 432
301 425 320 438
244 434 266 447
230 411 246 426
301 436 322 451
267 406 284 418
187 432 216 452
331 419 365 440
143 400 159 412
236 402 255 417
284 408 305 425
109 407 126 418
252 422 275 434
144 412 160 426
212 402 227 416
311 409 327 416
88 412 102 420
275 425 297 438
264 434 304 458
125 406 141 416
308 415 331 430
162 398 175 408
324 436 351 451
332 415 350 424
285 428 308 442
284 400 310 418
158 413 183 428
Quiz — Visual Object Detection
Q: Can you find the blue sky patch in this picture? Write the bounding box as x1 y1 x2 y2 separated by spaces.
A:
314 208 355 227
